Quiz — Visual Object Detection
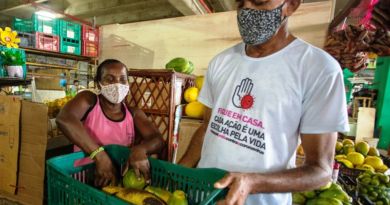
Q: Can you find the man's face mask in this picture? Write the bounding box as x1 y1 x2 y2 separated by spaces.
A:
237 2 285 46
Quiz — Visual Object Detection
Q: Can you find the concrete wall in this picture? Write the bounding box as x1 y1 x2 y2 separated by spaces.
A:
100 1 332 75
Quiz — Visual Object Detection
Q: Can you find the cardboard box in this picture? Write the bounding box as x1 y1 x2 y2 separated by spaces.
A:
176 119 203 162
0 96 21 194
0 100 48 205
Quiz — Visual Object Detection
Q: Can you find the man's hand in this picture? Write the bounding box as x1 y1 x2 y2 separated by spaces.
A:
214 173 253 205
232 78 253 108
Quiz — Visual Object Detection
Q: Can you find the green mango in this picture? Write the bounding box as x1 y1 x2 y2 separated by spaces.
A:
329 183 344 191
145 186 172 203
292 193 306 205
319 188 351 204
306 198 343 205
302 191 316 199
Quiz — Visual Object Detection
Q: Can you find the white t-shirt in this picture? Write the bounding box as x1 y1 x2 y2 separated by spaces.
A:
197 39 349 205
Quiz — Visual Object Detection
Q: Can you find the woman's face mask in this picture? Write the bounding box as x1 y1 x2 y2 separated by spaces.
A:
99 83 129 104
237 2 285 46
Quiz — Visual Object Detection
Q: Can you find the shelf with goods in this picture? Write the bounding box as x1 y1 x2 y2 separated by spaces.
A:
127 69 196 160
0 77 32 87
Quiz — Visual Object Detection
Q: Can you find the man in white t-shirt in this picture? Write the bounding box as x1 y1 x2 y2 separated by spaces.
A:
179 0 349 204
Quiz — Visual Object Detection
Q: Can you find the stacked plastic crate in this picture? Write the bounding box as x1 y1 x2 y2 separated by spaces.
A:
81 25 99 57
12 14 60 52
59 19 81 55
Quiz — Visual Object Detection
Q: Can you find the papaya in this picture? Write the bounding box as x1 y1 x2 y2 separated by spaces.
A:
102 186 125 195
116 188 167 205
319 188 351 204
167 190 188 205
145 186 172 203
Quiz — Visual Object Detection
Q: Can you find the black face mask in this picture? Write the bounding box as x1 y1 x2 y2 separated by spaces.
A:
237 3 285 46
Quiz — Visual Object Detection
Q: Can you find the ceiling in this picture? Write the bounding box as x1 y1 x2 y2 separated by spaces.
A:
0 0 328 26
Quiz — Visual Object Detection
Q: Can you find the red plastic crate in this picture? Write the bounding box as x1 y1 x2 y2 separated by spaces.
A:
82 24 99 42
35 32 59 52
82 40 98 57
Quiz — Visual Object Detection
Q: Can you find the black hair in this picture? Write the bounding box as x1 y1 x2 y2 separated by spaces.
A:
94 59 127 83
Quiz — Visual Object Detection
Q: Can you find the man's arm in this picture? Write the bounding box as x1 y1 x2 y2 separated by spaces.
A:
215 133 337 205
179 107 212 168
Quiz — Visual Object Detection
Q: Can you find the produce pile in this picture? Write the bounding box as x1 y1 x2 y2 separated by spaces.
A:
324 25 390 72
293 182 352 205
356 171 390 205
45 96 73 118
165 57 194 74
103 169 188 205
334 139 388 173
183 76 205 119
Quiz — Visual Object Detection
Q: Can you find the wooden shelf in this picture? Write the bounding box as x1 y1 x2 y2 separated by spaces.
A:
26 62 77 70
21 47 95 62
0 77 32 87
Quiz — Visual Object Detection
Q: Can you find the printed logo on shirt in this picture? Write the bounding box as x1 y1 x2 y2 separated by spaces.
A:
232 78 254 110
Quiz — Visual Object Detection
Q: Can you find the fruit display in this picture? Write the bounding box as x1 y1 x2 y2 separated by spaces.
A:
45 96 73 118
335 139 388 173
356 171 390 205
165 57 194 74
102 169 188 205
293 182 352 205
183 76 205 119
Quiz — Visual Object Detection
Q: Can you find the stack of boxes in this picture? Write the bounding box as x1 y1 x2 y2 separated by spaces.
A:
82 25 99 57
12 14 99 57
59 19 81 55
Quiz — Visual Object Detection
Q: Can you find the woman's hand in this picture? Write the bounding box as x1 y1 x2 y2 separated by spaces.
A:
94 151 117 187
214 172 253 205
126 146 150 181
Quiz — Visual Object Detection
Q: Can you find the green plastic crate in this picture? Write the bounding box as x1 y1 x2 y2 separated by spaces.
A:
60 38 81 55
12 14 59 35
46 145 227 205
59 19 81 40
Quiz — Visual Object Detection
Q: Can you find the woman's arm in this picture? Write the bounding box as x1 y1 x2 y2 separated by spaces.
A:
127 107 165 180
56 91 116 187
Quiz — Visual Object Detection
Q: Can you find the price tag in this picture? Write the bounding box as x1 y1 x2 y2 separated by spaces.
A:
67 46 75 53
43 25 52 34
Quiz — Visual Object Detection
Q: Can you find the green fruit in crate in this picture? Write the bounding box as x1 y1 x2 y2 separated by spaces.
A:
376 173 390 183
306 198 343 205
364 156 384 170
347 152 365 166
292 193 306 204
356 164 375 172
342 139 355 146
145 186 172 203
302 191 316 199
167 190 188 205
355 141 370 156
329 183 344 192
337 159 354 169
335 155 347 161
116 188 166 205
317 181 332 191
368 147 380 156
319 188 351 204
123 169 146 190
166 57 191 73
335 142 343 153
343 144 355 155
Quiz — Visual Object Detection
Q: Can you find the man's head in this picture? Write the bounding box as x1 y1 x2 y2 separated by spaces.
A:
236 0 301 46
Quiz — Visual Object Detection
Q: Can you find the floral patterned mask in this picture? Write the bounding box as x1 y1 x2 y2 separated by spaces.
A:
99 83 129 104
237 3 285 46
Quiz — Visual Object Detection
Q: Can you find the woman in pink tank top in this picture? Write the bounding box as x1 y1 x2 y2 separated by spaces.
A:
56 59 165 187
